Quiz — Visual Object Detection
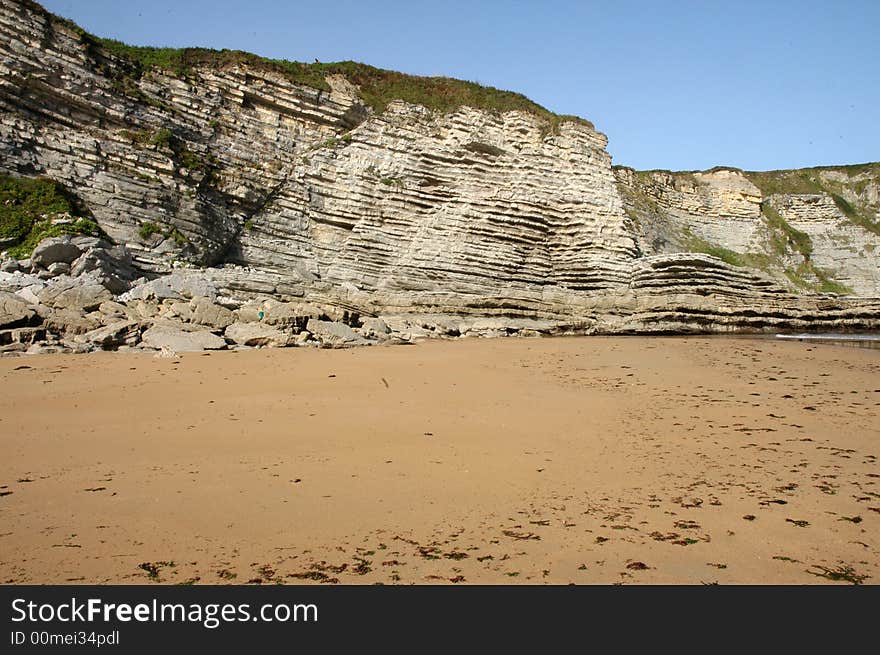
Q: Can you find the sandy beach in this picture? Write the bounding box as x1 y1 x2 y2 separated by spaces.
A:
0 336 877 585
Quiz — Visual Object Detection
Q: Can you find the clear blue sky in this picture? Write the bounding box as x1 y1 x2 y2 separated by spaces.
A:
40 0 879 171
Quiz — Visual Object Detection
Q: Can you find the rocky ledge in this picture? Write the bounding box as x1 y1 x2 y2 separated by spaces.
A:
0 235 400 355
2 235 879 356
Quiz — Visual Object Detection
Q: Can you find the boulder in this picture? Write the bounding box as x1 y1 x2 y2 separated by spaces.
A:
0 257 19 273
31 236 81 268
75 320 141 349
69 245 135 293
235 303 264 323
0 326 46 345
224 322 292 347
262 301 322 328
0 291 36 329
360 317 391 336
26 343 73 355
306 319 368 347
97 300 135 321
70 236 112 251
38 277 112 312
14 285 43 305
141 325 227 352
127 299 163 320
47 262 70 276
0 270 44 292
43 308 101 335
191 297 235 330
121 273 217 303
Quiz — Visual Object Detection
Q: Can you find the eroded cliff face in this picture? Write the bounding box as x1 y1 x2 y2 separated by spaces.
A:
614 163 880 297
1 0 879 336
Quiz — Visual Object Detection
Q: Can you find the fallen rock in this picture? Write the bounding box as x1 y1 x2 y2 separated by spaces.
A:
235 303 264 323
306 319 368 347
186 297 235 330
0 271 45 293
97 300 135 321
127 299 163 320
75 320 141 349
224 322 292 347
43 308 101 335
0 291 36 329
359 317 391 337
31 236 81 268
69 245 135 293
38 277 112 312
121 273 218 303
0 326 46 345
70 236 112 251
46 262 70 276
262 301 322 328
1 257 19 273
141 325 227 352
14 285 43 305
26 342 73 355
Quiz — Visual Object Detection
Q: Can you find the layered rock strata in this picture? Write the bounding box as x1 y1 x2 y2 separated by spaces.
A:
1 0 879 347
614 165 880 297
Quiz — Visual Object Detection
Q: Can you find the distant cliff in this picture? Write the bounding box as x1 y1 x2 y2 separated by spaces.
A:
615 165 880 296
1 0 879 335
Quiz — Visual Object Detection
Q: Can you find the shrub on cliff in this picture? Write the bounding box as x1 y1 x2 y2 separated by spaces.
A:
0 174 106 258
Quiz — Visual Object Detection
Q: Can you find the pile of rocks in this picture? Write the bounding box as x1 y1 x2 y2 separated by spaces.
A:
0 236 397 356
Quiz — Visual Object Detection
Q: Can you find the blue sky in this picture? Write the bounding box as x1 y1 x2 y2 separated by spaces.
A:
40 0 879 171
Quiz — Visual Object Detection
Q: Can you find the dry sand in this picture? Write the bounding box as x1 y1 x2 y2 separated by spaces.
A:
0 336 878 585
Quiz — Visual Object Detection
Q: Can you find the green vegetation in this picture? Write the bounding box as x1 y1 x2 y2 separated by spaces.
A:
32 0 588 133
138 221 161 239
815 276 852 295
745 164 880 238
150 128 173 148
831 192 880 237
1 174 106 258
138 221 188 246
761 203 813 258
686 239 747 267
621 163 872 295
680 221 852 295
118 128 151 145
744 170 824 196
121 127 216 181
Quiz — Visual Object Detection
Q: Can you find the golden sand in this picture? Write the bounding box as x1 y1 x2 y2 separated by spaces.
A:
0 336 877 584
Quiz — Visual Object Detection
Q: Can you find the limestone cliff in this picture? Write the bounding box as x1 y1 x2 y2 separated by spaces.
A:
615 165 880 297
1 0 879 336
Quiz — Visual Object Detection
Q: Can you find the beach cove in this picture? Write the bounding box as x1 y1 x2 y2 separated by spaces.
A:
0 336 877 584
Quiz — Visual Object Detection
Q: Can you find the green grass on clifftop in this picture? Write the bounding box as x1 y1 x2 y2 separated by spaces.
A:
0 174 105 258
28 0 589 131
98 41 589 130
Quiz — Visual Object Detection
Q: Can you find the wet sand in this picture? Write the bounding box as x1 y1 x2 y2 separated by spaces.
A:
0 336 878 585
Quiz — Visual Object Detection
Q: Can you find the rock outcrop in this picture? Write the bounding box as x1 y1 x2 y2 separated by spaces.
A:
0 237 396 353
0 0 878 354
614 165 880 297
